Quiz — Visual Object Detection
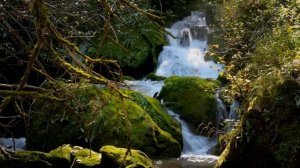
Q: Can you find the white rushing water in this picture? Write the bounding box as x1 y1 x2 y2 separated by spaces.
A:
167 110 215 155
0 10 231 168
126 11 225 167
156 11 223 79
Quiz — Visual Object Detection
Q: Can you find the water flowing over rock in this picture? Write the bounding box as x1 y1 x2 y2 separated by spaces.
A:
228 100 239 120
215 93 239 133
179 28 192 47
216 92 228 123
127 11 230 168
167 110 215 155
156 11 223 78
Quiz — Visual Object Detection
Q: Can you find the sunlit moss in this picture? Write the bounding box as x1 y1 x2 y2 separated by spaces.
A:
159 76 220 127
100 145 154 168
27 82 181 158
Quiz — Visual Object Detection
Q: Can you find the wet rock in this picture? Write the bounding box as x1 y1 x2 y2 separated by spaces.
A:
158 76 220 128
179 28 192 47
190 25 208 41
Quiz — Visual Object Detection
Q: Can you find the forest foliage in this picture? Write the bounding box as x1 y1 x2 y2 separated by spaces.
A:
212 0 300 167
0 0 166 147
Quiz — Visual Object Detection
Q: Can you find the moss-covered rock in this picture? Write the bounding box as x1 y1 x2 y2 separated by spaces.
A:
127 91 182 147
216 79 300 168
49 144 73 163
158 76 220 127
1 150 69 168
1 145 154 168
100 145 154 168
49 144 101 168
26 82 181 158
72 146 101 168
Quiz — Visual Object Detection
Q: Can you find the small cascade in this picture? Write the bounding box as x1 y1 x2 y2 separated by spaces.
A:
155 11 223 78
229 100 239 120
125 80 164 97
167 110 214 155
216 92 228 124
215 92 240 133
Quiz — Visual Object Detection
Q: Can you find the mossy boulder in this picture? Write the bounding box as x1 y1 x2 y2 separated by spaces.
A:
49 145 101 168
26 82 181 158
1 144 153 168
0 149 70 168
49 144 73 162
127 91 182 147
100 145 154 168
158 76 220 127
87 1 166 79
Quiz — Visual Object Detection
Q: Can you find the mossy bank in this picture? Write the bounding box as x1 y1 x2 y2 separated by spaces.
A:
26 82 182 158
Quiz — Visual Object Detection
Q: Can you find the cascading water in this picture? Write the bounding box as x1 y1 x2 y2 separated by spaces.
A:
126 11 225 167
215 92 239 133
0 9 238 168
155 11 223 79
229 100 239 120
154 12 223 159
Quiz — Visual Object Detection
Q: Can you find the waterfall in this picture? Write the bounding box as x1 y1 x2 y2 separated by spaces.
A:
155 11 223 79
166 110 214 155
126 11 232 167
216 92 228 124
229 100 239 120
215 92 239 133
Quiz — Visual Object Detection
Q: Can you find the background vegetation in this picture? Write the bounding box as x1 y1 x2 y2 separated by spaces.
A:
212 0 300 167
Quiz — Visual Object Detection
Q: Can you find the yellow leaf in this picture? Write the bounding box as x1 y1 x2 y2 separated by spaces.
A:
211 44 219 49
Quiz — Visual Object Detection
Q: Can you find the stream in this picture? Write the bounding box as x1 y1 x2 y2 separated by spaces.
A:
0 10 235 168
126 11 226 168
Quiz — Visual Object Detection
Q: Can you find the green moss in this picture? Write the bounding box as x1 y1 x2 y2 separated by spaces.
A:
215 127 241 168
27 82 181 158
1 150 49 168
49 144 72 162
1 145 100 168
158 76 220 127
100 145 154 168
127 91 182 147
216 79 300 168
11 151 55 168
87 6 166 78
145 73 166 81
72 146 101 168
125 98 181 158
